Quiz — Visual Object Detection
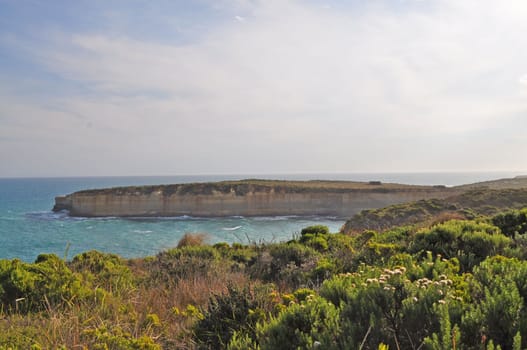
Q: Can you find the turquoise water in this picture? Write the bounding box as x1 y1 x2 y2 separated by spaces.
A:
0 172 520 262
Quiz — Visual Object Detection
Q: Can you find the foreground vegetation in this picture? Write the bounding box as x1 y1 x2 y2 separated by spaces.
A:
2 207 527 348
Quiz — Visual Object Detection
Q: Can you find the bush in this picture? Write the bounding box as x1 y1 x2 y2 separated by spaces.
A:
410 220 511 271
149 246 220 283
83 325 161 350
299 226 330 252
227 331 259 350
70 250 134 293
266 243 319 287
258 296 340 350
300 225 330 236
213 243 256 266
301 234 329 251
492 209 527 238
194 285 268 349
460 256 527 349
319 256 461 349
0 254 89 313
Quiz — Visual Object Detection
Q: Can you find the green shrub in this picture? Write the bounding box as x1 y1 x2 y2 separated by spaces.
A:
492 208 527 238
302 234 329 251
227 331 259 350
258 296 340 350
149 245 220 283
299 226 330 253
293 288 316 302
300 225 330 236
0 318 44 349
423 304 461 350
462 278 522 349
460 256 527 349
362 241 400 266
254 243 320 287
311 258 335 282
324 234 355 273
319 256 462 349
0 254 89 313
377 226 413 245
213 243 256 266
83 325 161 350
410 220 511 271
70 250 134 293
194 285 267 349
213 242 230 250
265 242 319 273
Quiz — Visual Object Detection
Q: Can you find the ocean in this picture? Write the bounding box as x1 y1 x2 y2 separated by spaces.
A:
0 172 520 262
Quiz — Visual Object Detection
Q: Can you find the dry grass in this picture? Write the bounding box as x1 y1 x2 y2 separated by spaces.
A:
0 268 249 349
177 233 209 248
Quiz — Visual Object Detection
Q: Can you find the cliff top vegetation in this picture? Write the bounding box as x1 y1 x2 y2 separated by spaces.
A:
456 175 527 190
65 176 527 198
71 179 449 197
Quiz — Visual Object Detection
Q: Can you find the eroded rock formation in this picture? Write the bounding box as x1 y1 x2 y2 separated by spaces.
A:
53 180 457 218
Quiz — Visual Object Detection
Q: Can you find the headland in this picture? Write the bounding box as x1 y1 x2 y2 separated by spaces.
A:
53 176 527 218
53 179 457 218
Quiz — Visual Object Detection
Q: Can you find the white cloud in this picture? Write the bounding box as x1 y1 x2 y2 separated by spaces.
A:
2 0 527 176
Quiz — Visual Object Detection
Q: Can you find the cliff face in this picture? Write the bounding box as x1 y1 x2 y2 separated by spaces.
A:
53 180 457 218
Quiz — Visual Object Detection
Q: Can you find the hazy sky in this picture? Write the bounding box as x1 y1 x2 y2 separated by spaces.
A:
1 0 526 177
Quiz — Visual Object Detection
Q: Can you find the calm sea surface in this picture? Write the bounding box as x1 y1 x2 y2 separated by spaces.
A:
0 172 520 262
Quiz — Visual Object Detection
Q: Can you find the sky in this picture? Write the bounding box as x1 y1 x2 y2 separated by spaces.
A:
1 0 527 177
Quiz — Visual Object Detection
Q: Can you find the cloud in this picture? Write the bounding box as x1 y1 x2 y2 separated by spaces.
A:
1 0 527 176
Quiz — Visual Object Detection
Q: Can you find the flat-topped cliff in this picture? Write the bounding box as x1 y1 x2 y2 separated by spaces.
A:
53 179 457 218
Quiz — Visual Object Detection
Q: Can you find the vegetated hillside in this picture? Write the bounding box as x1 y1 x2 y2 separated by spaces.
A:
341 188 527 233
3 208 527 349
455 175 527 190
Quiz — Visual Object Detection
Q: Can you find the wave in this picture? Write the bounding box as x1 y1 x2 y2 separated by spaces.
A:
132 229 153 234
25 211 119 222
125 215 202 222
223 225 242 231
251 215 300 221
26 210 71 221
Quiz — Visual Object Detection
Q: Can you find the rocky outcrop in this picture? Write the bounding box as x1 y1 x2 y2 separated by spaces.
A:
53 180 457 218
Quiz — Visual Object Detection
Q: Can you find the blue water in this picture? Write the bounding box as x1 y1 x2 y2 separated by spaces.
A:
0 172 521 262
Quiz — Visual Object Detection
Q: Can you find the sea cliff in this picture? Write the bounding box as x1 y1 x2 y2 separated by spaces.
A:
53 179 457 218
